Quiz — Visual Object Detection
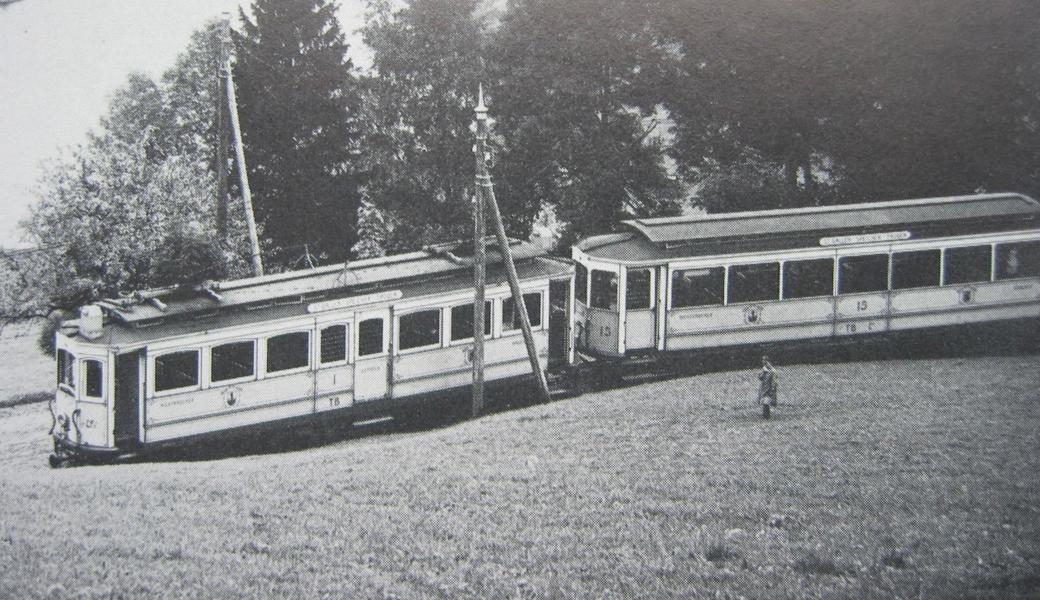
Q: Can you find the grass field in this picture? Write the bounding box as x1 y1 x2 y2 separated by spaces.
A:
0 322 52 407
1 355 1039 598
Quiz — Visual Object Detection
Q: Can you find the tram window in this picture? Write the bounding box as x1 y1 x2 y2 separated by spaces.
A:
57 350 75 389
575 263 589 305
451 302 492 341
211 341 255 382
590 270 617 310
84 360 103 398
503 292 542 331
892 250 941 290
944 245 991 285
266 332 310 373
783 258 833 299
996 241 1040 279
155 350 199 392
727 262 780 304
320 325 348 364
626 268 653 310
399 309 441 351
671 267 724 307
358 318 384 357
838 254 889 294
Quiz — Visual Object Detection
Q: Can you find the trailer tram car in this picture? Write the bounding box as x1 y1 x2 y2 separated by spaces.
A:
573 193 1040 366
49 239 574 466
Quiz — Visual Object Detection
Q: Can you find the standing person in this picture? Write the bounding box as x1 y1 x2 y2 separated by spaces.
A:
758 355 778 418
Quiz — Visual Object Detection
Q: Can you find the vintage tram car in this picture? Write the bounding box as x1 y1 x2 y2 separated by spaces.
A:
50 193 1040 465
573 192 1040 359
50 239 574 465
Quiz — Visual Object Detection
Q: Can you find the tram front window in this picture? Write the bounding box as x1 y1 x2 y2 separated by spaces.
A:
590 270 617 310
626 269 653 310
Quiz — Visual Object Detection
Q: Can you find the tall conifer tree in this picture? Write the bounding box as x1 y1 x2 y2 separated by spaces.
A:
233 0 363 265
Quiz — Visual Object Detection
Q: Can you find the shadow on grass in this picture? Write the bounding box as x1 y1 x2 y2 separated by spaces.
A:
794 551 853 577
0 390 52 409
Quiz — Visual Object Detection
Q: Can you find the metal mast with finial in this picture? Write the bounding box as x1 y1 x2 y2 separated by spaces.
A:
473 85 551 405
471 84 488 417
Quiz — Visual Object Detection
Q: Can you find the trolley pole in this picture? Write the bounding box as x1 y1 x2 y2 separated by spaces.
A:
474 87 551 402
214 13 231 242
225 57 264 277
472 87 487 417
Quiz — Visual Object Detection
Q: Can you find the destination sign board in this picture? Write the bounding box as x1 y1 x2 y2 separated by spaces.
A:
819 231 911 246
307 290 403 313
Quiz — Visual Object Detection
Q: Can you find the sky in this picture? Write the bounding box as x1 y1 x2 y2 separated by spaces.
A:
0 0 369 248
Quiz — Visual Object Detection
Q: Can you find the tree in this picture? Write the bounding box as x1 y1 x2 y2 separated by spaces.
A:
359 0 488 253
491 0 680 246
3 22 245 337
233 0 364 265
659 0 1040 211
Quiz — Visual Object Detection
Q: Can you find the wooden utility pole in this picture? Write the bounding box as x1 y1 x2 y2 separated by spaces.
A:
224 50 264 277
471 87 487 417
474 86 551 402
214 14 231 241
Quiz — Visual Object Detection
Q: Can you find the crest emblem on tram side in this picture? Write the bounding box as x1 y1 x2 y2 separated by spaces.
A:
222 386 242 407
743 305 764 324
959 286 976 305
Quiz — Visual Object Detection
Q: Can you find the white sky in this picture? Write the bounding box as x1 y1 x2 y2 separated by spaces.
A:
0 0 370 248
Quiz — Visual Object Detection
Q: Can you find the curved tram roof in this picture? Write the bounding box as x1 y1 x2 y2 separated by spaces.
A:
577 193 1040 263
65 239 571 347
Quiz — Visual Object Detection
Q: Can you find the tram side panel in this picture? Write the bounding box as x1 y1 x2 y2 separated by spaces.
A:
144 369 317 444
889 279 1040 331
664 297 836 351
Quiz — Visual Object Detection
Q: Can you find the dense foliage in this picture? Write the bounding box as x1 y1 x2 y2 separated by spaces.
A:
2 21 248 333
233 0 364 265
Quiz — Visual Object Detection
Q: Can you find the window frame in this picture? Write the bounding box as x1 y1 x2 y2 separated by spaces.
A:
501 291 544 335
356 317 387 358
209 339 257 385
837 253 891 295
575 262 589 306
82 358 104 400
995 240 1040 280
318 323 351 367
670 266 725 309
891 248 942 290
726 261 781 305
942 244 993 286
449 301 494 344
589 269 618 311
57 349 76 393
396 308 444 354
152 349 201 395
781 257 835 300
625 267 655 311
264 331 312 377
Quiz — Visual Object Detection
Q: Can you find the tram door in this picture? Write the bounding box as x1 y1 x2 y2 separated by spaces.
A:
113 351 142 447
625 267 656 350
353 309 391 402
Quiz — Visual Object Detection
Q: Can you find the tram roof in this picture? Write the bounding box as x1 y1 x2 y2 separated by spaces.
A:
577 193 1040 262
69 239 571 345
